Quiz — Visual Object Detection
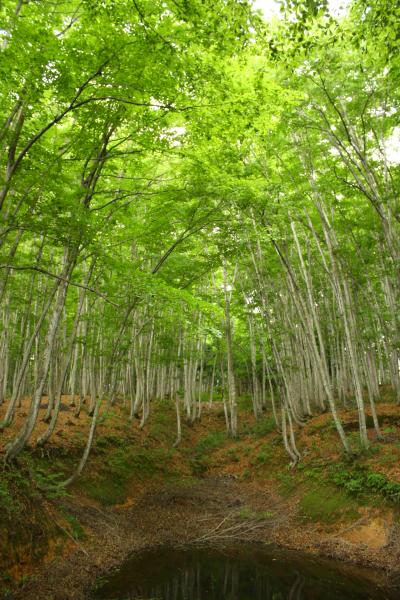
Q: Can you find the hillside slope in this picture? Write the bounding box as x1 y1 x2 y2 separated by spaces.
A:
1 394 400 598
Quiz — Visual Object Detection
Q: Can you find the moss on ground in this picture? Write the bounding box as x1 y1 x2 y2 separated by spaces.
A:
78 443 178 505
189 430 228 475
238 506 274 521
298 484 360 524
241 416 276 438
3 395 400 592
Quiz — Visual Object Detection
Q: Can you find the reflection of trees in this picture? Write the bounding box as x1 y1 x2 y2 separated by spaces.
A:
289 573 305 600
129 560 306 600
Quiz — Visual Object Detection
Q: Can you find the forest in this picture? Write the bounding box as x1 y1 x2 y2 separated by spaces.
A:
0 0 399 598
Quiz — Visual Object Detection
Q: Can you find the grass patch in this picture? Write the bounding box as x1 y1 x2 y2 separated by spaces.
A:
189 431 227 475
299 484 360 524
308 419 336 433
237 395 253 411
62 510 85 540
242 416 276 438
276 470 302 496
95 433 124 450
238 506 273 520
79 445 176 505
374 451 399 466
189 456 212 476
195 431 227 454
0 480 19 517
225 448 240 463
79 477 126 505
269 450 400 531
241 468 251 480
383 426 396 434
250 444 274 467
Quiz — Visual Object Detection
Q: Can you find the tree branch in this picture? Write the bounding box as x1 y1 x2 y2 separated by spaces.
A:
0 264 119 307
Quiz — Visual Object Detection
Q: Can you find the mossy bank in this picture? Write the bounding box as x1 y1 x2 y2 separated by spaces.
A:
2 399 400 598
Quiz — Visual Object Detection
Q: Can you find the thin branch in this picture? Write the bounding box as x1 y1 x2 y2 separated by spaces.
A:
0 264 119 307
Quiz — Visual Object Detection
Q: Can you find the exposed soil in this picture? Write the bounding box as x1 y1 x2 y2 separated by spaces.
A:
2 394 400 598
3 473 400 600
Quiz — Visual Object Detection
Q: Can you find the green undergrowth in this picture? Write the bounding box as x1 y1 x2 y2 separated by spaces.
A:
0 463 66 595
275 452 400 526
186 410 280 476
0 454 71 523
189 430 228 474
236 394 253 411
238 506 274 521
195 430 227 454
330 463 400 503
79 440 178 505
74 403 183 504
146 401 177 444
249 443 275 467
241 415 276 438
299 484 360 524
3 398 400 572
0 472 25 518
62 509 86 540
276 469 360 524
298 457 400 506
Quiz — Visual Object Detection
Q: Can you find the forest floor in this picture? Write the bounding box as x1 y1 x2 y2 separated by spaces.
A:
1 390 400 598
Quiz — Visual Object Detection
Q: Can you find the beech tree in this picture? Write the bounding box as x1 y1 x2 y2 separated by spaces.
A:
0 0 399 473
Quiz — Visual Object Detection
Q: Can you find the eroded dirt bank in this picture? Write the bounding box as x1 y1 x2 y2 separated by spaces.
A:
3 397 400 598
5 475 400 600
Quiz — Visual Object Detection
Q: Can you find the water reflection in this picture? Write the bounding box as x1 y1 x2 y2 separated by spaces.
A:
149 565 306 600
94 544 399 600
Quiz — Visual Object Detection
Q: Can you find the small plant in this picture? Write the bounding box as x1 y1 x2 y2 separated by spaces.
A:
225 448 239 462
195 431 227 455
18 574 32 588
97 409 118 425
32 469 68 498
237 395 253 411
239 507 273 520
189 457 209 475
251 450 271 466
330 464 400 504
63 511 85 540
383 426 396 434
239 506 253 519
258 510 273 520
243 417 275 438
241 468 251 480
1 571 12 584
276 471 301 496
96 433 124 450
0 481 16 515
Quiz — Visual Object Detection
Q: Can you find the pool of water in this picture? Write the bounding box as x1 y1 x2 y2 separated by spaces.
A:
93 543 399 600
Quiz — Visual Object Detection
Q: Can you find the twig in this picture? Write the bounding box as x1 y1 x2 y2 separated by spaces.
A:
52 518 89 556
192 512 274 543
193 511 235 542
